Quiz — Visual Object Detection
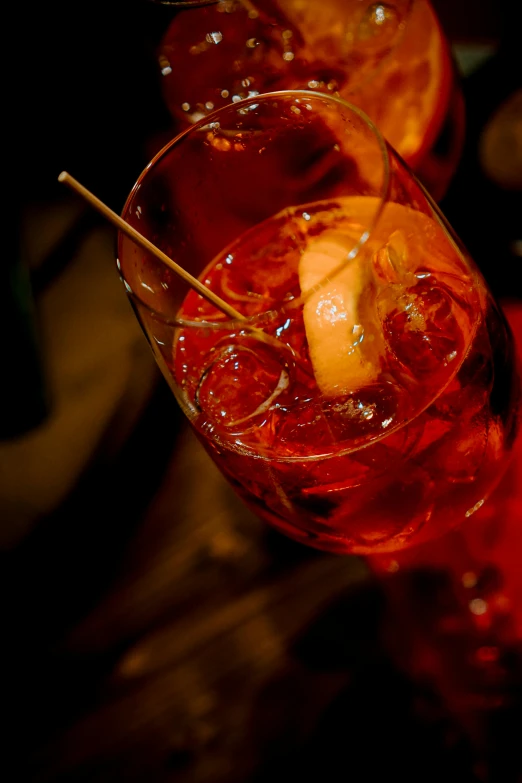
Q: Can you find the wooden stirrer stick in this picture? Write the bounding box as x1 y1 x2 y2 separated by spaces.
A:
57 171 245 322
58 171 315 379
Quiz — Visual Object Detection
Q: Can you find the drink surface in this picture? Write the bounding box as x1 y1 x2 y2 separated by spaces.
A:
158 0 464 198
172 197 519 554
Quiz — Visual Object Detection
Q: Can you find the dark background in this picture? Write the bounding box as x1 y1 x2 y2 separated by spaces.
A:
2 2 522 782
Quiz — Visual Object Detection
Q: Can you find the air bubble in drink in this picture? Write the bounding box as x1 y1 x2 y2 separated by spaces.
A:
356 3 402 52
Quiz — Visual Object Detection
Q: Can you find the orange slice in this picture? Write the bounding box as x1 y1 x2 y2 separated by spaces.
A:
297 195 475 398
299 232 379 396
351 0 452 168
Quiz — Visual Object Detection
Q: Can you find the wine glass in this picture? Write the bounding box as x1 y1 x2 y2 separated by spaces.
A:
117 90 519 554
116 89 521 775
152 0 465 200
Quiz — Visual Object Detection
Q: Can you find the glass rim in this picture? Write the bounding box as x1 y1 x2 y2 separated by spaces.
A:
118 89 391 328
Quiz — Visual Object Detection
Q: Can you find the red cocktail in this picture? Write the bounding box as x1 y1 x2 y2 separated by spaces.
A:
118 92 519 555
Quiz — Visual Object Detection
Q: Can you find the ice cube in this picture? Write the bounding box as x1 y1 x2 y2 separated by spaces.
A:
322 381 404 442
275 397 337 456
418 410 495 484
372 230 416 286
432 340 492 422
276 380 406 456
195 341 289 431
378 278 465 377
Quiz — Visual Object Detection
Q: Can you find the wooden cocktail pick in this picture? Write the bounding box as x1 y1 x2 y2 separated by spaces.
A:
57 171 245 321
58 171 316 379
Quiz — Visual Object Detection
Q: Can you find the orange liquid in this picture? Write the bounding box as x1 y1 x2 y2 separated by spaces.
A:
172 198 520 554
158 0 464 199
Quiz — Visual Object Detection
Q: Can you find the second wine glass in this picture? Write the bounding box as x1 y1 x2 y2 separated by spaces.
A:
154 0 465 200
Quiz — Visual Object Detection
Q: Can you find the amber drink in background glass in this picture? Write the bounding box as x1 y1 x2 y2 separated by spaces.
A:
156 0 465 200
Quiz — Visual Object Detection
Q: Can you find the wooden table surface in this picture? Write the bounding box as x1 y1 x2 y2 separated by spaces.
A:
7 396 502 783
3 2 521 781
